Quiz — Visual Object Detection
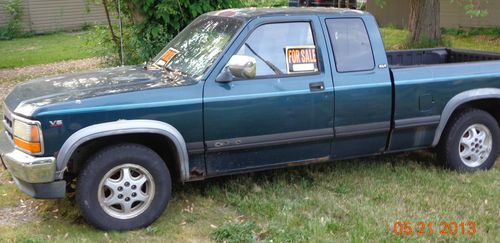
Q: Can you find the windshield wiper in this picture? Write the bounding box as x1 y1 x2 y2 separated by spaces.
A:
244 43 284 75
162 65 196 81
164 65 176 73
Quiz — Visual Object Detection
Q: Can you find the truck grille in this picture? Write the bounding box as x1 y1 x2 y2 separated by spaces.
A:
3 104 14 140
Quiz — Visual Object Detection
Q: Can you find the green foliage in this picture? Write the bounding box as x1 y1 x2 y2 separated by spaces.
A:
381 27 500 52
85 24 141 66
126 0 241 63
443 27 500 37
211 221 261 243
86 0 289 65
0 0 23 40
451 0 489 17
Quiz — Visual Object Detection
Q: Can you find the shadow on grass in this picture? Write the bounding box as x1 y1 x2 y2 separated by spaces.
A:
39 149 441 223
177 150 440 194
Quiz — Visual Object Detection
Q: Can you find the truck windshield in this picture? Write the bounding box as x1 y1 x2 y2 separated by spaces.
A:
152 15 243 79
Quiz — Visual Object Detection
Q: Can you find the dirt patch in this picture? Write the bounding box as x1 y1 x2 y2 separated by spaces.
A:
0 200 40 226
0 57 103 82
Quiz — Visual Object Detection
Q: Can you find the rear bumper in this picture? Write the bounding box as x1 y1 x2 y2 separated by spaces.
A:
0 131 65 198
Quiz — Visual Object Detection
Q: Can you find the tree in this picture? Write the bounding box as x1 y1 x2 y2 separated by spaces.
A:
408 0 440 43
377 0 488 45
86 0 241 64
90 0 287 64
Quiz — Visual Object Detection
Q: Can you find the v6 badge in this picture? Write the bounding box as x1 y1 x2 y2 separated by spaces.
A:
49 120 63 127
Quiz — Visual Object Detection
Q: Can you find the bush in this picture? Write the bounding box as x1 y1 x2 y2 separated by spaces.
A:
84 24 142 66
0 0 23 40
85 0 288 65
442 27 500 37
84 0 239 65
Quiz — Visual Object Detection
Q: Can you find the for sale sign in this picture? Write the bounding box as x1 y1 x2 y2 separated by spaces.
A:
285 45 318 73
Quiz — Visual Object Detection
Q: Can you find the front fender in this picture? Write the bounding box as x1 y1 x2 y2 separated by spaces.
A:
54 119 189 181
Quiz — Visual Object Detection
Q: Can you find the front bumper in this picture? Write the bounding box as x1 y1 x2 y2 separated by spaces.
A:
0 131 65 198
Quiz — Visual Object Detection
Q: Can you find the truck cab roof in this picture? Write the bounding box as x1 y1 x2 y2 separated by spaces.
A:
206 7 370 20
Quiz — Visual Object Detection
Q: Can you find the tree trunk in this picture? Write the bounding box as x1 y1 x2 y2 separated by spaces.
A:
408 0 440 43
102 0 119 47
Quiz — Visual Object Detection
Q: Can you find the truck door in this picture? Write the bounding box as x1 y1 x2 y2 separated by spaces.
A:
203 17 334 175
322 16 392 158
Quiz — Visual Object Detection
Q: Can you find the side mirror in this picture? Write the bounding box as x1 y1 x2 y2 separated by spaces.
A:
216 55 256 83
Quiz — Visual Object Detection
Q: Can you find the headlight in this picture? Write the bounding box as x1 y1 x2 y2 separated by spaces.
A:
13 119 42 154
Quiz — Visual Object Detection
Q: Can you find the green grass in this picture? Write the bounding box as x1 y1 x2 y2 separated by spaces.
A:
0 154 498 242
0 32 95 69
381 27 500 52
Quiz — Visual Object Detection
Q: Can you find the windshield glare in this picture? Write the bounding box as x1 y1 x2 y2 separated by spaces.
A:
153 16 243 79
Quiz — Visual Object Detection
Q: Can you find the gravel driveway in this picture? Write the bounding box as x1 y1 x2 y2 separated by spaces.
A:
0 57 103 99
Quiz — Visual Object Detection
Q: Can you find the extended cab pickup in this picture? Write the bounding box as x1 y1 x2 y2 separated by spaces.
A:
1 8 500 230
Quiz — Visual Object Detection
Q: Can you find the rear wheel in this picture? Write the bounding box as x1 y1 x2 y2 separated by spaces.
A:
76 143 171 230
438 109 499 171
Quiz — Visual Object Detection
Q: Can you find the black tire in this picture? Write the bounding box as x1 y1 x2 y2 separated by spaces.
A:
438 109 500 171
76 143 171 230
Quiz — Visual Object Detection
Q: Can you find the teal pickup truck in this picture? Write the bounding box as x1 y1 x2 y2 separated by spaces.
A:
2 8 500 230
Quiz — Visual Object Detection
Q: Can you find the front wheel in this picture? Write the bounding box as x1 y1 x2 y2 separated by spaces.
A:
438 109 499 171
76 144 171 230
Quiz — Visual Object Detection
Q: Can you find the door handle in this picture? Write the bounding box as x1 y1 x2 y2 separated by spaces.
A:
309 82 325 92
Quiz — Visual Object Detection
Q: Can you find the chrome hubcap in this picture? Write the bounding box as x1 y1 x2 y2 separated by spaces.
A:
98 164 155 219
459 124 492 167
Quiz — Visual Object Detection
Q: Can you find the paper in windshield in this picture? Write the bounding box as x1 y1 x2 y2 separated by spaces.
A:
155 48 179 67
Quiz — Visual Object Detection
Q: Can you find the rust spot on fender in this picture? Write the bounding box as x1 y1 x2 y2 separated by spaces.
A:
189 167 205 180
287 156 331 167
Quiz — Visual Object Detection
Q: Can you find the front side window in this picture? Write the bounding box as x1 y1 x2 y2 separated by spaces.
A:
326 18 375 72
227 22 319 78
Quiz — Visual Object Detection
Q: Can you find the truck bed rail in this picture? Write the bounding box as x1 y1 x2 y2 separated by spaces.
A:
387 48 500 67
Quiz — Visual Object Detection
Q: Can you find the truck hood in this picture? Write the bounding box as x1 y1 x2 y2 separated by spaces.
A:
4 65 198 117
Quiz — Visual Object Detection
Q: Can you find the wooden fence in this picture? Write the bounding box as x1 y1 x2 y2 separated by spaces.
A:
0 0 108 34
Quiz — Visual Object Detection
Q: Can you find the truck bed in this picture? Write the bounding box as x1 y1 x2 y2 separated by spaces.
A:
387 48 500 67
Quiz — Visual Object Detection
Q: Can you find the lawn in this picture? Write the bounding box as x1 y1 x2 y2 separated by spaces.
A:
0 27 499 242
0 32 95 69
1 155 499 242
381 27 500 52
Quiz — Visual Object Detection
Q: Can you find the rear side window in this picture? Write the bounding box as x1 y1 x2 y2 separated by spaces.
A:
325 18 374 72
